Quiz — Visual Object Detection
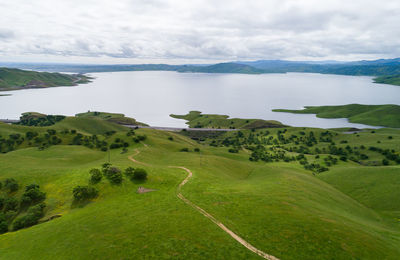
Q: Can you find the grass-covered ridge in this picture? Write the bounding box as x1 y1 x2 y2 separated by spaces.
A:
374 75 400 86
75 111 148 126
0 113 400 259
0 68 90 91
273 104 400 128
171 111 284 129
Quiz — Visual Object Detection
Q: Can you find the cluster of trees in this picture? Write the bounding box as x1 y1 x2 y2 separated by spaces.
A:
0 133 24 153
18 114 66 126
0 179 47 233
369 146 400 165
73 164 148 203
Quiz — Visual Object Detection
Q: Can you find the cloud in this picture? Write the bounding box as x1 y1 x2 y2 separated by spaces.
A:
0 0 399 63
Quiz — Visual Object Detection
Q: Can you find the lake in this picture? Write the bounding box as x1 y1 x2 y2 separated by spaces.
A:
1 71 400 128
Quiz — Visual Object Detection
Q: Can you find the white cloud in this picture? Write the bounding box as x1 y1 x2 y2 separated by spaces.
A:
0 0 399 63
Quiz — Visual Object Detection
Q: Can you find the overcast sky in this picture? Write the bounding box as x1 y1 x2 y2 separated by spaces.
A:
1 0 399 64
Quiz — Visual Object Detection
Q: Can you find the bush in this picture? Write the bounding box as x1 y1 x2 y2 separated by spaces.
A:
0 221 8 234
104 167 123 185
228 148 239 153
4 197 19 212
168 136 174 141
180 148 190 152
12 203 46 231
20 184 46 207
382 159 389 165
194 148 200 152
133 168 148 181
4 178 19 193
0 197 4 210
73 186 98 201
124 167 135 180
89 169 102 184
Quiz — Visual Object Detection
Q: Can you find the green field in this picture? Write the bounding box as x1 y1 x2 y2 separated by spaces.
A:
273 104 400 128
0 114 400 259
0 68 90 91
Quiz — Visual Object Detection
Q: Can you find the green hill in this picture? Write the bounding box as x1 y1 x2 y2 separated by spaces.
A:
273 104 400 128
374 75 400 86
0 68 90 91
0 114 400 259
170 111 284 129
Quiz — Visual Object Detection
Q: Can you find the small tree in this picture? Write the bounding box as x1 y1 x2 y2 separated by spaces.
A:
89 169 102 184
20 184 46 207
133 168 148 181
124 167 135 180
104 167 123 185
73 186 98 201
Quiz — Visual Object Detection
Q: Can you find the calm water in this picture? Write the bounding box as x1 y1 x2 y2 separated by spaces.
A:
1 71 400 128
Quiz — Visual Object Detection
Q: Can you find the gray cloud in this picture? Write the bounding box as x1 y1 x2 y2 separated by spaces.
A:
0 0 399 63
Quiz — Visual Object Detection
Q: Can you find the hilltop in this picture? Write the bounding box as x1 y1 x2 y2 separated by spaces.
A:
0 68 91 91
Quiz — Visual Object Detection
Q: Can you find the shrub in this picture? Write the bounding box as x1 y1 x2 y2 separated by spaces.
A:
124 167 135 180
168 136 174 141
4 178 18 193
104 167 123 185
0 221 8 234
133 168 148 181
20 184 46 207
12 203 46 231
73 186 98 201
4 197 19 212
228 148 238 153
180 148 190 152
382 159 389 166
194 148 200 152
89 169 102 184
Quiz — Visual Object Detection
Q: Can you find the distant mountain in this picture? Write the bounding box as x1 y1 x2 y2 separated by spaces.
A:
2 58 400 79
177 62 265 74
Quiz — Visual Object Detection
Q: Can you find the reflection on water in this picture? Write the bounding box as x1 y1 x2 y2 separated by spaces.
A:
1 71 399 128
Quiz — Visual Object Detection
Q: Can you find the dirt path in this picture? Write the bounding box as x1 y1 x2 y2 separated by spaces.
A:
128 149 279 260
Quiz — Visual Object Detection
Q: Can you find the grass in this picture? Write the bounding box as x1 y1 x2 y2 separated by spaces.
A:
170 111 284 129
374 75 400 86
76 111 148 126
0 116 400 259
0 68 90 91
273 104 400 128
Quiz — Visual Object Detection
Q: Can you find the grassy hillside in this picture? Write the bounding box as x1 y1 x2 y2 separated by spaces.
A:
374 75 400 86
178 63 265 74
170 111 284 129
0 115 400 259
273 104 400 128
76 111 148 126
0 68 90 91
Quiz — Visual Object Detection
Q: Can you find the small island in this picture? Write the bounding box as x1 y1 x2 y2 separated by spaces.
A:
0 68 91 91
171 110 284 129
273 104 400 128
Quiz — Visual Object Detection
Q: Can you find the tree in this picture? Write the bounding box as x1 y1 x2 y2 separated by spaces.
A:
3 197 19 212
124 167 135 180
12 203 46 231
73 186 98 201
133 168 148 181
20 184 46 207
89 169 102 184
104 167 123 185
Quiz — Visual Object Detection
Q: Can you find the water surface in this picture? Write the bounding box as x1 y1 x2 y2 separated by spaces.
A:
1 71 399 128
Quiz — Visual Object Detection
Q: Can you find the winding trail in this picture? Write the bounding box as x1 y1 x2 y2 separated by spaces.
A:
128 148 279 260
